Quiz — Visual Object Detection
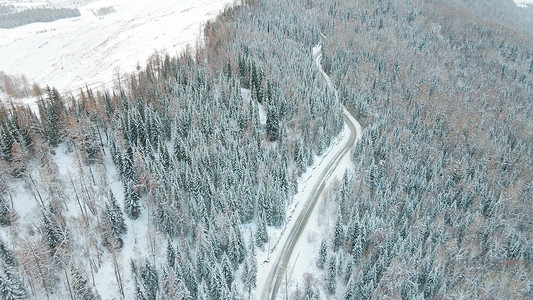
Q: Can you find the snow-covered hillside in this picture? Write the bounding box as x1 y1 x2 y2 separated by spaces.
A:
0 0 235 94
515 0 533 7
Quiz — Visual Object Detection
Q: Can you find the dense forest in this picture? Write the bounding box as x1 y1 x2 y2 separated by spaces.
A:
0 5 81 29
306 0 533 299
0 0 532 299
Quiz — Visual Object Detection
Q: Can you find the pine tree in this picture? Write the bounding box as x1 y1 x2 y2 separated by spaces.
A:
103 191 127 249
196 280 209 300
344 275 356 300
327 256 337 294
42 206 68 252
124 182 141 219
141 260 158 300
244 252 257 293
227 226 245 267
71 266 99 300
167 240 175 269
221 254 234 288
334 214 344 252
209 264 229 300
317 239 327 269
346 220 359 249
266 106 279 141
0 239 17 269
0 126 13 162
121 143 136 182
0 195 11 226
255 215 268 248
38 87 64 147
0 267 27 300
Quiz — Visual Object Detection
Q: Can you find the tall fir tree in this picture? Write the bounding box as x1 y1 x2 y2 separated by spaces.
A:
124 182 141 220
71 266 100 300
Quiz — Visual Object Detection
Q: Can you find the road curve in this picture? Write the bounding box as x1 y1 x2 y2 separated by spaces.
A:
259 43 362 300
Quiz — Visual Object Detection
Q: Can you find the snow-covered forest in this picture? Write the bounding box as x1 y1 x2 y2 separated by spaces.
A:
0 0 532 299
299 0 533 299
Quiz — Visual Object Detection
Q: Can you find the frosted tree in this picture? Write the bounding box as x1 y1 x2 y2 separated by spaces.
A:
317 239 327 270
70 266 99 300
0 126 13 162
0 195 11 226
255 214 268 248
102 191 127 249
327 257 337 294
0 267 27 300
344 275 356 300
123 181 141 220
333 214 344 252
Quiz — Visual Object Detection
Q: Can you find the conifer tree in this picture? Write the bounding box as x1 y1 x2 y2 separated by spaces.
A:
141 260 158 300
103 191 127 249
0 195 11 226
255 214 268 248
317 239 328 269
71 266 100 300
0 267 27 300
124 182 141 219
344 275 356 300
0 239 17 269
266 106 279 141
166 240 175 270
221 254 234 288
334 214 344 252
0 127 13 162
243 247 257 294
327 256 337 294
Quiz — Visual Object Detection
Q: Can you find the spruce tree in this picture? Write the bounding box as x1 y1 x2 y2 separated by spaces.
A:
0 195 10 226
103 191 127 249
317 239 327 269
344 275 356 300
266 106 279 141
71 267 99 300
0 267 27 300
0 239 17 268
221 254 234 288
124 182 141 219
0 127 13 162
334 214 344 252
327 257 337 294
166 240 175 269
141 260 158 300
255 215 268 248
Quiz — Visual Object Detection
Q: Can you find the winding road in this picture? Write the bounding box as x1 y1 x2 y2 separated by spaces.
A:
258 43 362 300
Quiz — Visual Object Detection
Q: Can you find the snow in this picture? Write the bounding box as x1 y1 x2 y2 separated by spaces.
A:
514 0 533 7
0 92 40 113
0 0 236 96
241 88 267 125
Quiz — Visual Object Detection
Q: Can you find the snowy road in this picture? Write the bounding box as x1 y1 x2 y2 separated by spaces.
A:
259 43 362 300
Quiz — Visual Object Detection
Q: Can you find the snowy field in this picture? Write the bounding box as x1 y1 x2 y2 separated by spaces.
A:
0 0 236 95
515 0 533 7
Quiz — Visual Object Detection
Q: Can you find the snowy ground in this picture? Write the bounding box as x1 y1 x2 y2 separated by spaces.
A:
515 0 533 7
0 0 236 96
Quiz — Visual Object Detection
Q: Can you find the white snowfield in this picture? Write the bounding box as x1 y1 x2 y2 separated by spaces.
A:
515 0 533 8
0 0 235 94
